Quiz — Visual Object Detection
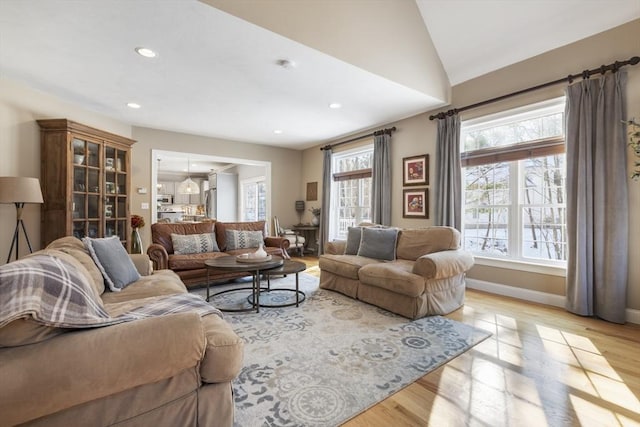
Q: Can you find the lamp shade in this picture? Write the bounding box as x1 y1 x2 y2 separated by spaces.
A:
295 200 305 212
177 178 200 195
0 177 44 204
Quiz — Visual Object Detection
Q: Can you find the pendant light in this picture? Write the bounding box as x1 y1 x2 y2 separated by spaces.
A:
177 157 200 195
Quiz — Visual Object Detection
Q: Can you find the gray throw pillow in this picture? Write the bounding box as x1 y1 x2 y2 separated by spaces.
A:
225 230 264 250
83 236 140 292
171 233 219 255
357 227 399 261
344 227 363 255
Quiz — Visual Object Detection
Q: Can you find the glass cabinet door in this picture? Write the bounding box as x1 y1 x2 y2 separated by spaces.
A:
72 138 101 239
104 145 128 246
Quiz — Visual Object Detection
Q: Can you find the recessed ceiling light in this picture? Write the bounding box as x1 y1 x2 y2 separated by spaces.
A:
273 129 283 134
329 103 342 109
275 59 296 69
135 47 157 58
127 102 141 109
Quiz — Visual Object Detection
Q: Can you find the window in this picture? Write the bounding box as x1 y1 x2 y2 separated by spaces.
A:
461 98 567 266
241 176 266 222
329 146 373 240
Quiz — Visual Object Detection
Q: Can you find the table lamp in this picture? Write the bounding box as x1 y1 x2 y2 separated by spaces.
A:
295 200 305 225
0 177 44 262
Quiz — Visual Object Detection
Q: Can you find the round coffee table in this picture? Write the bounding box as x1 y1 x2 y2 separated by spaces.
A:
205 256 283 312
254 260 307 308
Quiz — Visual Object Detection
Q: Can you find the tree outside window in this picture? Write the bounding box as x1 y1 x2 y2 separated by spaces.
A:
461 99 567 265
241 177 266 222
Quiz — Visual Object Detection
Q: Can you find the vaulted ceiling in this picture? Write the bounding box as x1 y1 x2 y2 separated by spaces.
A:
1 0 638 150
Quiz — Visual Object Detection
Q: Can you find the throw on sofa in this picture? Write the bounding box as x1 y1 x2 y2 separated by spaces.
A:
147 220 289 287
0 236 243 426
319 226 474 319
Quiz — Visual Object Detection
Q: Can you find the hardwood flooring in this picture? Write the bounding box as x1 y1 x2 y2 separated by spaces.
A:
295 256 640 427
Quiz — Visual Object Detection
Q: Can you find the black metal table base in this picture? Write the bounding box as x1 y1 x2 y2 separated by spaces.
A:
247 289 306 308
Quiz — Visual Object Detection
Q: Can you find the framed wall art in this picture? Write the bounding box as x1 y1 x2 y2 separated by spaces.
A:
402 154 429 186
402 188 429 219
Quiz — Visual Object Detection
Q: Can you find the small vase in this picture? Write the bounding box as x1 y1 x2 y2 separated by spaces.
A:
311 216 319 226
253 242 267 258
131 228 143 254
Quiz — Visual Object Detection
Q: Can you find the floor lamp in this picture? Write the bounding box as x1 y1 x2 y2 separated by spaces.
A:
0 177 44 263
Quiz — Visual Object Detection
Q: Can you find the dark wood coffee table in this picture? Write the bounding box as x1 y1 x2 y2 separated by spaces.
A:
257 260 307 307
204 256 283 312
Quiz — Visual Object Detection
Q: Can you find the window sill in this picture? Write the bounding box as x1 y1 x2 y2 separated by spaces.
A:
472 256 566 277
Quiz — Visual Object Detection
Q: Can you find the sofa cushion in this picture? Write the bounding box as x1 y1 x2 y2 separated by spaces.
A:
225 230 263 250
168 252 230 271
83 236 141 292
151 221 216 255
319 254 382 280
215 221 265 251
395 227 461 261
0 318 67 348
101 270 187 307
358 260 425 297
357 227 399 261
344 227 362 255
171 233 220 255
46 236 106 295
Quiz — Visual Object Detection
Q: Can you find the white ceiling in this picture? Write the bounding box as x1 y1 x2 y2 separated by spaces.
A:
1 0 638 155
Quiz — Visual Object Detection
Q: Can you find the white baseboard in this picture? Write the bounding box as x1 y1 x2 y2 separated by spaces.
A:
465 278 639 324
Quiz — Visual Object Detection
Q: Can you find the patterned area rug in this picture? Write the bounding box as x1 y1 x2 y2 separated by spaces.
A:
192 274 491 427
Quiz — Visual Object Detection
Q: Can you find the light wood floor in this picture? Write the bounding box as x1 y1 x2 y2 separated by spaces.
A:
296 256 640 427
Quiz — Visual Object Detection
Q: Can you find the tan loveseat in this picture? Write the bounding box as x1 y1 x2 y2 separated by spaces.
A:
319 226 474 319
0 237 243 427
147 220 289 287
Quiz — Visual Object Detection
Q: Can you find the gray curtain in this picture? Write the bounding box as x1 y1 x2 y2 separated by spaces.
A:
565 71 628 324
318 147 332 255
371 133 391 225
435 114 462 230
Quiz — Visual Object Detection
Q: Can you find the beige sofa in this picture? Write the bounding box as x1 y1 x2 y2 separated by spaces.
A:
0 237 243 427
319 226 474 319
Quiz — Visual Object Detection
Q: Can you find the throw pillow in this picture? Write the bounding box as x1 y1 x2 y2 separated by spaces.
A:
225 230 264 250
171 233 220 255
357 227 399 261
83 236 140 292
344 227 363 255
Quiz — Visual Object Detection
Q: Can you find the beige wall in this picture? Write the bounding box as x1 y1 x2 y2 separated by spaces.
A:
131 127 303 248
0 78 132 262
301 19 640 310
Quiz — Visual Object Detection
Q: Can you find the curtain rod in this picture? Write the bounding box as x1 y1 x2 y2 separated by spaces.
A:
320 127 396 151
429 56 640 121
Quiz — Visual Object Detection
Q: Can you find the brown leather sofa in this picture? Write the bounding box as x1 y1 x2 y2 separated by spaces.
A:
147 220 289 287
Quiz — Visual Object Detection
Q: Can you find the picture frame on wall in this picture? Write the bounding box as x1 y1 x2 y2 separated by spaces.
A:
402 188 429 219
402 154 429 186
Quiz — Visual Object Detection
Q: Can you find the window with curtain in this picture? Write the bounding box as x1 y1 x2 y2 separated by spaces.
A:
329 145 373 240
241 176 266 222
461 98 567 266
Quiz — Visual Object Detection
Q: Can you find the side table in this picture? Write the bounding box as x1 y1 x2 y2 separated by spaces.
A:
257 260 307 307
291 225 319 255
205 256 283 313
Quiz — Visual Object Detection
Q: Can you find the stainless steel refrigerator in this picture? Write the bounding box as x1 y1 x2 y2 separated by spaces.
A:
204 188 216 219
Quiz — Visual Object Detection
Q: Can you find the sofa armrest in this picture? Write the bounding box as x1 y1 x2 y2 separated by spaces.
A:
264 236 290 252
147 243 169 270
130 253 153 276
325 240 346 255
0 313 205 426
412 249 474 280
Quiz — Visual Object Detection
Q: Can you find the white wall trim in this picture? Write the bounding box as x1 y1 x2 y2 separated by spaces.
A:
466 278 566 307
466 278 639 325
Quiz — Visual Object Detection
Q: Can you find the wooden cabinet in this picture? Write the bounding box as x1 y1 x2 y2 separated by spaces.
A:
38 119 136 249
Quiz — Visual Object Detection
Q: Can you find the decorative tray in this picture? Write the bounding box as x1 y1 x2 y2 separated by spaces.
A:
236 254 272 263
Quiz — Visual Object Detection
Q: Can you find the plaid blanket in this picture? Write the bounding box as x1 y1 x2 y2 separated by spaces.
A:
0 254 221 330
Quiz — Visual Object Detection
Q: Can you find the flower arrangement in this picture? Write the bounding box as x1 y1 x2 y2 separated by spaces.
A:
308 207 321 217
131 214 145 229
625 119 640 180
